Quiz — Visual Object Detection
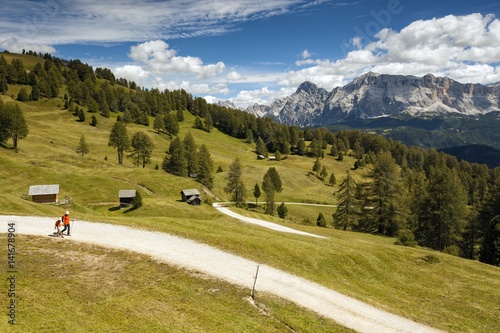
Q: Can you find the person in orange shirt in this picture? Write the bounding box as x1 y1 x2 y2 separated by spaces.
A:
61 211 71 236
54 219 64 238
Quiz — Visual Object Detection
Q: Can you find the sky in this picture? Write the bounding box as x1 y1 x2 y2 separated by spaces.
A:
1 0 500 108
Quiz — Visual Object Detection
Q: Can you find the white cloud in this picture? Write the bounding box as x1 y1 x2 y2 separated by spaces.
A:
226 71 246 81
0 38 55 54
285 13 500 93
0 0 308 46
113 65 149 85
129 40 225 79
301 49 311 59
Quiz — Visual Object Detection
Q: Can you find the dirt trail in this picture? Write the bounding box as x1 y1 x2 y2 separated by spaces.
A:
1 215 445 333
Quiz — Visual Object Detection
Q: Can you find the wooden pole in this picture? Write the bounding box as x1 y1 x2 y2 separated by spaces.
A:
251 264 260 300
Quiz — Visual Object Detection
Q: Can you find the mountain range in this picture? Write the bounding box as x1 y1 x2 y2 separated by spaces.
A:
246 72 500 126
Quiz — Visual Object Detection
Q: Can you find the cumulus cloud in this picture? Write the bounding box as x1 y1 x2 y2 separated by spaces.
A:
301 49 311 59
113 65 149 85
286 13 500 92
129 40 225 79
226 71 246 81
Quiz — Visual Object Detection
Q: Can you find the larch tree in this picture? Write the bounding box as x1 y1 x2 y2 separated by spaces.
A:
76 134 90 156
361 152 408 236
253 183 261 206
224 158 246 207
162 136 187 176
108 120 130 165
333 171 360 230
196 144 214 189
183 132 198 177
129 131 154 168
0 101 28 149
153 113 165 133
262 173 275 215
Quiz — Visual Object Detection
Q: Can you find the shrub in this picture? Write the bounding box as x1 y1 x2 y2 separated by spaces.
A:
395 229 417 247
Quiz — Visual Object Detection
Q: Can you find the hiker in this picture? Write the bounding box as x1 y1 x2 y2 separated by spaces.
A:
61 211 71 236
54 219 64 238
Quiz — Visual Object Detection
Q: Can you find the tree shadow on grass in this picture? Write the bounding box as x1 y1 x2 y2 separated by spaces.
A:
108 206 121 212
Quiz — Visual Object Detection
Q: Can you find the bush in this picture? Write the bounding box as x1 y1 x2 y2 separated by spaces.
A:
395 229 417 247
132 191 143 209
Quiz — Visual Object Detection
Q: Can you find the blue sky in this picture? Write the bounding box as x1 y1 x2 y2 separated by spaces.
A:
1 0 500 108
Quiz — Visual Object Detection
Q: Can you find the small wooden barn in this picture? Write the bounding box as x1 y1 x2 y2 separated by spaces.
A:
180 189 201 205
29 184 59 204
119 190 136 208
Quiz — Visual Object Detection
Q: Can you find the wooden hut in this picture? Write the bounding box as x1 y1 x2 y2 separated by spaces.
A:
119 190 136 208
29 184 60 204
180 189 200 204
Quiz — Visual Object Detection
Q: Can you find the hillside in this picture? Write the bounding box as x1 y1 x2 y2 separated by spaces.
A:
1 53 500 332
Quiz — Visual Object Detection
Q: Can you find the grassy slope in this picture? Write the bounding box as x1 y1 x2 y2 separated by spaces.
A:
1 88 499 332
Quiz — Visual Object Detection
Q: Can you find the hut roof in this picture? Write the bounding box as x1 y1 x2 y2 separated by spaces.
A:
180 189 200 196
119 190 137 198
29 184 59 196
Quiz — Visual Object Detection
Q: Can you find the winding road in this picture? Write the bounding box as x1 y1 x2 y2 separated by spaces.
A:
1 214 445 333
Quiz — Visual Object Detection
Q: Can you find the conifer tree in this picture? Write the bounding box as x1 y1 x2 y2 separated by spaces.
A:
153 113 165 133
128 131 154 168
262 173 275 215
0 102 28 149
361 152 407 236
333 171 359 230
183 132 198 177
414 167 467 251
203 112 213 132
317 212 327 227
224 158 246 207
478 176 500 266
329 173 336 186
196 144 214 189
253 183 261 206
162 136 187 176
277 202 288 219
76 134 90 156
108 120 130 165
17 87 29 101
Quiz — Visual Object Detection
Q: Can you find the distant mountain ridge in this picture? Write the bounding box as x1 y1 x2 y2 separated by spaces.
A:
247 72 500 126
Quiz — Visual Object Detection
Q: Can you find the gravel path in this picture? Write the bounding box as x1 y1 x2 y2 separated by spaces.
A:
1 215 445 333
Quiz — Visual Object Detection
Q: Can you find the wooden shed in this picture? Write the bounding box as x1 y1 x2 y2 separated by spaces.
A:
180 189 200 203
186 195 202 206
29 184 59 204
119 190 136 208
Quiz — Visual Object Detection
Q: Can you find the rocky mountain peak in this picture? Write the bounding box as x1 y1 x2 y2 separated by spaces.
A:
247 72 500 126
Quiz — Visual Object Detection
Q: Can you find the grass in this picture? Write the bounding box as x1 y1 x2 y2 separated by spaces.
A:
0 235 353 333
1 91 500 332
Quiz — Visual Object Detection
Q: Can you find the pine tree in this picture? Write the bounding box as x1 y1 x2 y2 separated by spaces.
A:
164 112 179 137
478 176 500 266
76 134 90 156
203 112 213 132
183 132 198 177
266 167 283 192
196 144 214 189
132 191 143 209
194 116 204 130
128 131 154 168
17 87 29 101
296 139 306 156
90 115 98 127
414 167 468 251
277 202 288 219
29 85 40 101
317 212 326 227
256 137 267 156
333 171 359 230
329 173 336 186
108 120 130 165
224 158 246 207
312 158 321 174
262 173 275 215
153 113 165 133
0 102 28 149
162 136 187 176
361 152 407 236
253 183 261 206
